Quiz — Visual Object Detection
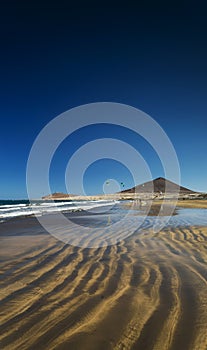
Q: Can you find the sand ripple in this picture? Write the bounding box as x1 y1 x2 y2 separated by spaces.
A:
1 225 207 349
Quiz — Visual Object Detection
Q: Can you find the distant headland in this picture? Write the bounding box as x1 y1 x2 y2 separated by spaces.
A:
42 177 203 201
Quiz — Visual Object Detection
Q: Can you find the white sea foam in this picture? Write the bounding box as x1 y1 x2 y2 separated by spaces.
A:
0 200 119 221
0 204 27 209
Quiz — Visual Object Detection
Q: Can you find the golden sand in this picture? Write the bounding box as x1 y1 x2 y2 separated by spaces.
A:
0 217 207 349
176 199 207 209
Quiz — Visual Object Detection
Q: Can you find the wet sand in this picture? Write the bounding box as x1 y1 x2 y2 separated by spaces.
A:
0 208 207 349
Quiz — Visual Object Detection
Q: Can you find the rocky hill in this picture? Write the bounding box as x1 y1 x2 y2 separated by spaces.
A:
121 177 195 194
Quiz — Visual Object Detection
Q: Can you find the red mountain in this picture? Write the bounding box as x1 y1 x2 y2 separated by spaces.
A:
121 177 196 194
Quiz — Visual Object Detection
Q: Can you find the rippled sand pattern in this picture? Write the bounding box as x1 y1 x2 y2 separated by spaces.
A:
1 224 207 349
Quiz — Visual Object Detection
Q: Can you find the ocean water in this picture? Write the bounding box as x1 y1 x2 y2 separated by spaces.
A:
1 200 207 232
137 207 207 230
0 199 119 222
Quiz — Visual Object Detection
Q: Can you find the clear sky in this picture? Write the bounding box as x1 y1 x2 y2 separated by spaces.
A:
0 1 207 198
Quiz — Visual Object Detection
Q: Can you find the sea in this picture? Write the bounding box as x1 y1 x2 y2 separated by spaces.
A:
1 199 207 230
0 199 119 222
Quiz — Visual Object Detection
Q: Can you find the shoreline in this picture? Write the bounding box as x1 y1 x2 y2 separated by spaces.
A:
0 206 207 349
42 195 207 209
1 198 207 224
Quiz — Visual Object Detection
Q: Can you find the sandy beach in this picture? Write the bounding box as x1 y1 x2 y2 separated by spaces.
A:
0 201 207 350
2 0 207 348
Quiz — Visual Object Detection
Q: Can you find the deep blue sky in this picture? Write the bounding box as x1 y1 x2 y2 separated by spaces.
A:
0 1 207 198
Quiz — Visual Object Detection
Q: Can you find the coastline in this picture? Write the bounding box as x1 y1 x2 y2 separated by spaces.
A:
1 201 207 349
42 194 207 209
